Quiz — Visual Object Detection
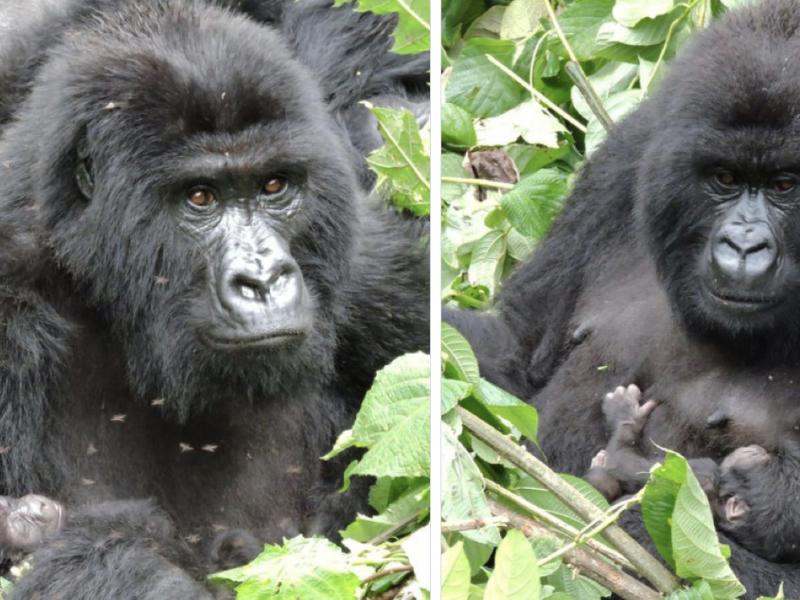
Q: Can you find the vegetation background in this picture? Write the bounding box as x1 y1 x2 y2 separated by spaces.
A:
440 1 784 599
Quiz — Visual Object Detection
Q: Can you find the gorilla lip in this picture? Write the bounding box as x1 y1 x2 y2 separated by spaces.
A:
202 328 307 350
705 286 781 312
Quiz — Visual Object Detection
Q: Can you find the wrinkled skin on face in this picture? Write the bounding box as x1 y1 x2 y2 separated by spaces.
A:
0 495 64 552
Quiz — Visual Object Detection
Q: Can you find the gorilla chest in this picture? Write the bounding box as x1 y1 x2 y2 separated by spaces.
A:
536 269 800 470
53 378 321 542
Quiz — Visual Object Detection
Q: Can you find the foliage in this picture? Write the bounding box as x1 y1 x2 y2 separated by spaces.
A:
442 0 734 308
440 1 781 597
439 325 773 599
211 353 432 599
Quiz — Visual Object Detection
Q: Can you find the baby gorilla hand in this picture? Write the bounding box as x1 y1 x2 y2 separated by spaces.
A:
0 494 64 552
585 384 659 500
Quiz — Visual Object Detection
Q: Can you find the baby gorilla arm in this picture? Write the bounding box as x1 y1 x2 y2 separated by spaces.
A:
586 384 800 563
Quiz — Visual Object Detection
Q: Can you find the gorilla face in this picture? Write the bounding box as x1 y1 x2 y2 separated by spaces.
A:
19 3 359 416
634 53 800 344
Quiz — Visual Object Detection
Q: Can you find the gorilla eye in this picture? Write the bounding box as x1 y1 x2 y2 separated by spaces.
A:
774 176 796 193
715 171 738 188
187 187 217 209
263 178 288 196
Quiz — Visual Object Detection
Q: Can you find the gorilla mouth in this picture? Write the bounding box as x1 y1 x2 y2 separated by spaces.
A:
203 329 307 350
706 287 782 312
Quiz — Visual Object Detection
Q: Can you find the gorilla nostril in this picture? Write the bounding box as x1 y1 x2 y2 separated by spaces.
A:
745 241 769 256
231 275 265 301
721 237 742 254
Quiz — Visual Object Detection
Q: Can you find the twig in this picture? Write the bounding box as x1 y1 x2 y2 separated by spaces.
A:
538 491 643 566
458 407 680 594
361 565 413 584
484 479 634 570
441 176 514 190
490 501 662 600
441 516 509 533
565 62 613 130
484 55 587 133
368 512 422 546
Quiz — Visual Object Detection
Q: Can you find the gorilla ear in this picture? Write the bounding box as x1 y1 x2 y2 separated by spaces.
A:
75 135 95 200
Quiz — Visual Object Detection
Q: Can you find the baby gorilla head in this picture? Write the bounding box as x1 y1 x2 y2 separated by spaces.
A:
0 495 64 554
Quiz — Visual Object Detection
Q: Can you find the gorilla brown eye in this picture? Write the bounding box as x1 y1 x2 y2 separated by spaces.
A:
715 171 738 187
187 188 217 208
774 177 795 193
263 178 287 195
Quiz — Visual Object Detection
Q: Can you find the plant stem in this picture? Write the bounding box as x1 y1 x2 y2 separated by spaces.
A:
541 0 613 130
441 516 509 533
565 62 613 130
490 501 662 600
538 491 643 566
361 565 413 585
458 407 680 594
368 512 422 546
484 55 587 133
441 176 514 190
484 479 634 570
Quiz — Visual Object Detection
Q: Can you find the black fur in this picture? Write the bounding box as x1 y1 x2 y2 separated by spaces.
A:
447 1 800 596
0 0 428 597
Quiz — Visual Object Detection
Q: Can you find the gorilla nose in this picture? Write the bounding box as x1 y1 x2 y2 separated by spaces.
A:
222 258 301 309
711 225 778 286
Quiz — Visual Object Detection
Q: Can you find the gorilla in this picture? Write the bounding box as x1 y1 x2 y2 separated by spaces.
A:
446 0 800 595
588 383 800 563
0 0 428 597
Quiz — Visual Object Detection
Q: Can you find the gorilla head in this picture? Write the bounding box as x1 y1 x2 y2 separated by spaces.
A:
8 2 358 419
634 2 800 345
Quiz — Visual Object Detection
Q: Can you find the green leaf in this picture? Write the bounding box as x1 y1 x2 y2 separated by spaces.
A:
501 169 568 240
442 378 473 414
612 0 674 27
484 529 540 600
337 0 430 54
366 104 431 217
348 352 431 479
557 0 616 61
476 378 538 442
467 228 507 296
401 524 431 590
584 89 642 155
446 38 526 117
443 103 477 149
442 425 501 544
597 8 684 47
642 452 746 599
474 100 564 148
209 536 360 600
667 580 715 600
442 542 472 600
442 322 481 385
499 0 548 40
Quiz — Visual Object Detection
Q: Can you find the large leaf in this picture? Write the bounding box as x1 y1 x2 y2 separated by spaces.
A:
612 0 674 27
443 102 478 149
367 105 431 217
442 542 472 600
467 228 507 297
442 425 501 545
501 169 568 240
484 529 540 600
476 378 538 442
446 38 526 117
209 537 360 600
474 100 564 148
642 452 746 599
442 322 481 385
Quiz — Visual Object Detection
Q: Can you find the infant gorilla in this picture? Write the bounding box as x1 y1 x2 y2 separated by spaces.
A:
0 495 64 562
585 385 799 562
0 496 256 571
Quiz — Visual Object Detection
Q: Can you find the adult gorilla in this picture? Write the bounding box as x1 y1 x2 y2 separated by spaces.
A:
0 0 428 597
447 0 800 596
